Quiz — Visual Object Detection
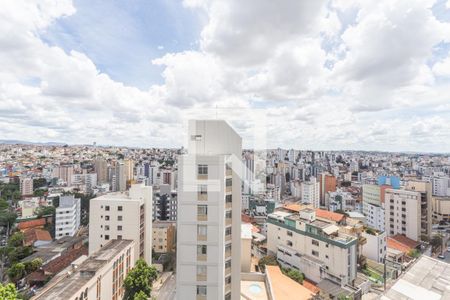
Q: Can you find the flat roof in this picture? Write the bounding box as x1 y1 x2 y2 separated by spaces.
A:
266 265 314 300
33 240 134 300
382 255 450 300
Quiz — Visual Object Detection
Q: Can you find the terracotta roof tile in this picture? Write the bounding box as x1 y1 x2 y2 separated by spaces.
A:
18 218 46 230
315 209 345 223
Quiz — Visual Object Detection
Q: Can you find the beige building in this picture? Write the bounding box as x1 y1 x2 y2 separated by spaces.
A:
432 196 450 222
176 120 242 300
267 209 358 286
405 180 433 239
89 183 153 263
32 239 136 300
94 158 108 184
241 223 252 273
153 221 176 253
385 189 421 241
20 177 33 196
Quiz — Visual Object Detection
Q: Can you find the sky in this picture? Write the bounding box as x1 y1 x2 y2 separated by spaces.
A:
1 0 450 152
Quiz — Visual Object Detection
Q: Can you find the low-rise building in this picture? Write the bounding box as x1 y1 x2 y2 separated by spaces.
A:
432 196 450 223
32 239 135 300
267 208 358 286
361 229 386 263
152 221 176 253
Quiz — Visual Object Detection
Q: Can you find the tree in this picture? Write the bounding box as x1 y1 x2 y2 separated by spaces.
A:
124 259 158 300
430 235 443 251
33 178 47 190
7 263 25 283
283 268 304 284
8 232 24 248
24 258 42 273
133 291 148 300
36 206 55 218
408 249 420 258
0 283 19 300
258 255 278 272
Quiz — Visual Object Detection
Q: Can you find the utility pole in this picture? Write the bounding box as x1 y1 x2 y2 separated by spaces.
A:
383 254 387 292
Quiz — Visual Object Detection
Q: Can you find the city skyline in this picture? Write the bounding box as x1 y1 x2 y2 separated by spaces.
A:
1 0 450 152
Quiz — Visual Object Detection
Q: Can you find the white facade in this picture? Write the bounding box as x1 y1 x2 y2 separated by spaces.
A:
301 177 320 208
177 120 242 300
33 239 136 300
362 230 386 263
432 175 450 196
89 183 153 264
71 173 97 192
55 195 81 239
364 202 385 232
20 177 34 196
385 189 421 241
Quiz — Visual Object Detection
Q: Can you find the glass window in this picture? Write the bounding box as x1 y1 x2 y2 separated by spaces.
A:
105 215 110 221
199 184 207 194
118 216 122 221
226 210 232 219
105 206 110 211
197 265 207 276
105 235 110 240
198 165 208 175
226 195 232 203
226 178 232 187
197 245 207 255
118 206 123 211
196 285 207 296
197 225 207 236
117 225 122 231
225 227 232 236
197 205 208 215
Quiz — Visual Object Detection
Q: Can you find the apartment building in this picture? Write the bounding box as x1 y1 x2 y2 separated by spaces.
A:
32 239 135 300
89 183 153 263
361 230 386 263
405 180 433 239
362 184 386 231
153 184 177 221
432 196 450 222
55 195 81 239
152 221 176 253
267 209 358 286
71 173 97 193
177 120 242 300
319 173 337 206
94 158 108 184
301 177 320 208
384 189 421 241
20 177 33 196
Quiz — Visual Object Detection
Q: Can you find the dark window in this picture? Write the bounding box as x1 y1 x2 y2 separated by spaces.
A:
118 206 123 211
105 206 110 211
105 235 110 240
226 178 232 187
198 165 208 175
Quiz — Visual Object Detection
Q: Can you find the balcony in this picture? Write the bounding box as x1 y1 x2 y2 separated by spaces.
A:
196 296 206 300
226 168 232 177
226 186 232 193
197 274 207 282
225 267 231 276
198 193 208 201
197 254 207 261
226 234 232 242
197 214 208 221
226 218 232 226
225 249 231 258
197 234 207 242
226 202 232 209
197 174 208 180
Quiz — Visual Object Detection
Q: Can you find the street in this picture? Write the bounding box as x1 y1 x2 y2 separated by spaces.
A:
153 274 176 300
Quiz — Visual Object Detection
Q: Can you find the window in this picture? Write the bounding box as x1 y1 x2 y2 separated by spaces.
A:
197 205 208 215
198 164 208 175
117 235 122 240
105 235 110 240
312 250 319 257
199 185 207 194
105 225 110 231
118 216 123 221
197 245 207 255
226 195 232 203
287 240 293 246
226 227 232 236
197 225 208 236
226 210 232 219
105 206 110 211
225 276 231 284
287 231 293 237
105 215 110 221
225 260 231 269
197 265 207 276
312 239 319 246
118 206 123 211
117 225 122 231
226 178 232 187
196 285 207 296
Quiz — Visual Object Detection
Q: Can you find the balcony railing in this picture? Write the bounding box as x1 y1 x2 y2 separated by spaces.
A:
197 254 207 261
197 214 208 221
198 193 208 201
226 218 232 226
197 274 207 282
197 174 208 180
225 234 232 242
197 234 207 241
226 186 232 193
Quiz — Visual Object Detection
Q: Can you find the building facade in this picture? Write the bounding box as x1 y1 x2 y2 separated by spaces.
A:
89 183 153 263
55 195 81 239
177 120 242 300
301 177 320 208
152 221 176 253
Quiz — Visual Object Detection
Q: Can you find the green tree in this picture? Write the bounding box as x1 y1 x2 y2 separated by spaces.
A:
35 206 55 218
24 258 42 273
124 259 158 300
282 268 304 283
8 232 24 248
7 262 25 283
0 211 17 235
408 249 420 258
133 290 148 300
0 283 20 300
258 255 278 272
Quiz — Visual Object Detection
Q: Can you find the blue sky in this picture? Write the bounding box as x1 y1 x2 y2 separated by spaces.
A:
41 0 203 89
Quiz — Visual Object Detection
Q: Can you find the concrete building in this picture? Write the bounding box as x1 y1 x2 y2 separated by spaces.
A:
405 180 433 239
32 239 136 300
241 223 252 273
362 184 386 231
432 196 450 222
177 120 242 300
94 159 108 184
319 173 337 207
71 173 97 193
20 177 33 196
431 173 450 196
124 159 135 182
301 177 320 208
89 183 153 263
361 230 386 263
153 184 177 221
152 221 176 253
385 189 421 241
55 195 81 239
267 209 358 286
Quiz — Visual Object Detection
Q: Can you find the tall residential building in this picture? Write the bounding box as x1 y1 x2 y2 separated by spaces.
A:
267 209 358 286
94 158 108 184
89 183 153 263
152 221 176 253
431 173 450 196
362 184 385 231
301 177 320 208
111 162 127 192
432 196 450 222
55 195 81 239
177 120 242 300
319 173 337 206
405 180 433 239
33 239 136 300
54 164 73 185
385 189 421 241
124 159 135 181
153 184 177 221
20 177 33 196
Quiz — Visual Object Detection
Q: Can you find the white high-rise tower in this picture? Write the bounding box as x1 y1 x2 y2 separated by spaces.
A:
177 120 242 300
